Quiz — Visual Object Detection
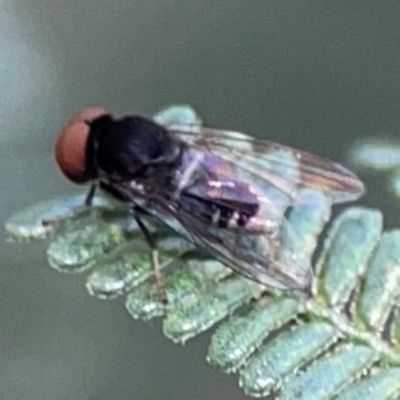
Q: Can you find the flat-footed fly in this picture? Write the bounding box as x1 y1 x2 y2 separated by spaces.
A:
55 107 365 302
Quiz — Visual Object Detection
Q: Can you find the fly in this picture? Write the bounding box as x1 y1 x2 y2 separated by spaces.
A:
55 107 365 304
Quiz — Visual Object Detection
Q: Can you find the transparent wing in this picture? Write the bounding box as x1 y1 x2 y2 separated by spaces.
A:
118 124 364 292
129 192 313 292
169 125 365 206
172 207 313 292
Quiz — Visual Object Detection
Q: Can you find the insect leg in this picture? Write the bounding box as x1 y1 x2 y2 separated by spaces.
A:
85 183 98 207
42 184 98 227
132 207 168 307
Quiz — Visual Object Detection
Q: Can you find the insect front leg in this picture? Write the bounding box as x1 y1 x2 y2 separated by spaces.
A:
41 183 99 228
132 206 168 307
84 183 98 207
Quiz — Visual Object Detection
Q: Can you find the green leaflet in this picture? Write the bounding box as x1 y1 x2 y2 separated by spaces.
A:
348 137 400 201
208 297 301 373
239 321 338 397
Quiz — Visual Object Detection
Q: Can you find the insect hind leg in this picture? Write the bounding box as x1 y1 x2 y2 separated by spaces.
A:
132 207 168 308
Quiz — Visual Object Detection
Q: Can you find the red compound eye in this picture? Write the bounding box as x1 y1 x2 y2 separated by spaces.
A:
55 106 109 183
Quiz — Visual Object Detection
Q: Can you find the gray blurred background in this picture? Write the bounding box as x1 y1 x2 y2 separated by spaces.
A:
1 1 400 399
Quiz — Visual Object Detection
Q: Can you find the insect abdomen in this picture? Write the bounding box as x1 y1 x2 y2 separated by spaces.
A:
179 192 257 229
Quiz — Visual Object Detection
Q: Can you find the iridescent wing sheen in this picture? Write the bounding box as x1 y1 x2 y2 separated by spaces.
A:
121 124 364 292
169 125 365 206
147 124 363 292
128 192 312 292
170 205 313 292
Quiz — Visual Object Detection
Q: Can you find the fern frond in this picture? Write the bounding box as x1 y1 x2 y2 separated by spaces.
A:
6 106 400 400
